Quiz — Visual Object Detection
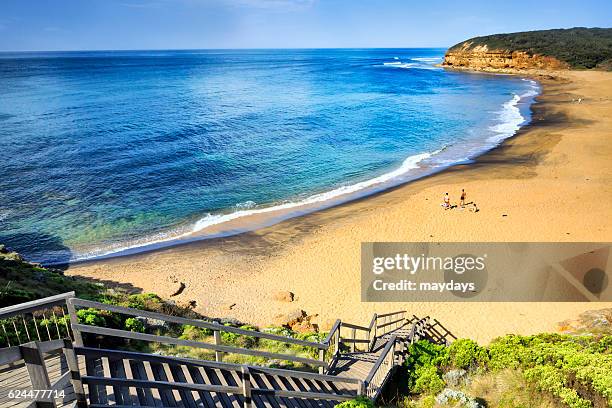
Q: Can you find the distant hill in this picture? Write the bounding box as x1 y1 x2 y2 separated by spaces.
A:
443 27 612 70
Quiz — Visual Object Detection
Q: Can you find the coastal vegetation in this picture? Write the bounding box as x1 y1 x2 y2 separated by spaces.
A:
2 246 611 406
398 334 612 408
0 245 327 368
446 27 612 69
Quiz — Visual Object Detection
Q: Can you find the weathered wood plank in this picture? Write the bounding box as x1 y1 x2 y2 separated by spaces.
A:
250 373 282 408
168 363 198 407
73 325 325 368
70 299 326 350
101 357 116 405
84 356 101 405
187 365 216 408
206 366 238 408
149 362 177 407
121 358 139 405
142 360 164 406
217 367 244 408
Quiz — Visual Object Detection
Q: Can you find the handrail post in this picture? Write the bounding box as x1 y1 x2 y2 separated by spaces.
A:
63 339 87 408
351 328 356 353
213 324 223 362
66 298 83 347
358 380 366 396
318 348 326 374
241 365 252 408
334 326 340 357
20 341 56 408
369 313 377 351
397 339 404 366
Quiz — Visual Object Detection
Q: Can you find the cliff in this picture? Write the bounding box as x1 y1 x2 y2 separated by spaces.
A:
442 27 612 71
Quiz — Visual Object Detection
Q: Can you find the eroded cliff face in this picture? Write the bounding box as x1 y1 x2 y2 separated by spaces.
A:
442 43 569 71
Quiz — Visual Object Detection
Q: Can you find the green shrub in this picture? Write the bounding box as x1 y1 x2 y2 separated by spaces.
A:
524 365 592 408
294 331 327 344
487 335 525 370
179 325 213 340
418 395 436 408
125 293 163 310
124 317 145 333
404 340 449 392
405 340 449 369
77 308 107 326
336 396 374 408
448 338 489 370
412 365 446 395
220 324 258 348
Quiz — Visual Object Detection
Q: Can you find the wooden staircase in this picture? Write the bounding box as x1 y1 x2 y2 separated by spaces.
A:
0 294 457 407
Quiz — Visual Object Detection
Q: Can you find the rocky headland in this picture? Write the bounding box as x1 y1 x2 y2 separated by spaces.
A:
442 27 612 72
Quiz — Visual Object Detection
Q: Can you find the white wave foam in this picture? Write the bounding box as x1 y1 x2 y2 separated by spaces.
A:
382 61 440 70
68 148 442 263
487 81 539 143
235 200 256 209
412 57 443 62
69 77 540 263
192 149 440 233
0 209 10 222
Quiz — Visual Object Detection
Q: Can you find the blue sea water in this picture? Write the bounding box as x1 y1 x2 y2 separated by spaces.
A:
0 49 538 264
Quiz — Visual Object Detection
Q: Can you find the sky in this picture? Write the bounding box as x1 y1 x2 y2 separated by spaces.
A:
0 0 611 51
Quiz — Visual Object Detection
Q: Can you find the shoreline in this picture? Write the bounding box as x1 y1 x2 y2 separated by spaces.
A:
67 69 612 343
65 70 539 265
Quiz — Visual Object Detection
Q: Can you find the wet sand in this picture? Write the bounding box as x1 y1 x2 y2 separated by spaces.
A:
67 70 612 343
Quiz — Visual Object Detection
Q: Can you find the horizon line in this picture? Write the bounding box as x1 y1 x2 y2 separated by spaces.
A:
0 46 451 54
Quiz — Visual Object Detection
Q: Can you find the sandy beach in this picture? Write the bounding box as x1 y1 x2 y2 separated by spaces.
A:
67 69 612 344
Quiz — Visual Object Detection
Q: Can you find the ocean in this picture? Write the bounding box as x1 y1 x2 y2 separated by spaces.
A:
0 49 539 264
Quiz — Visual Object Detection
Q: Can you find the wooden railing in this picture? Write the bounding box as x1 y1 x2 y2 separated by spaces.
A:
323 310 407 360
0 292 75 347
364 335 398 400
428 318 458 345
67 298 331 372
1 293 433 406
374 311 407 336
362 316 431 400
73 346 363 407
0 338 84 407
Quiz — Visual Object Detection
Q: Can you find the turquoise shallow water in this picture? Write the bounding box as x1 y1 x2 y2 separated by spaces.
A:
0 49 538 264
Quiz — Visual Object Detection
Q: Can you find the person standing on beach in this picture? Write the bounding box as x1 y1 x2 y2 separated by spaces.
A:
460 189 466 207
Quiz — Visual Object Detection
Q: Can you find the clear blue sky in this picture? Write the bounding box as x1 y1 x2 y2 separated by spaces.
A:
0 0 610 51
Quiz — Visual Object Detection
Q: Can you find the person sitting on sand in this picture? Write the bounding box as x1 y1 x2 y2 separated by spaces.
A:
460 189 466 207
470 202 479 213
441 192 450 209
